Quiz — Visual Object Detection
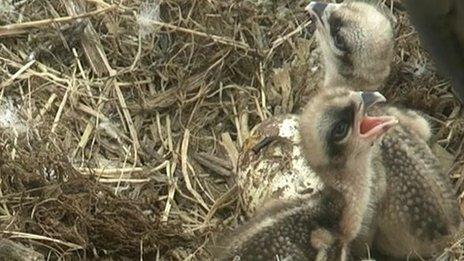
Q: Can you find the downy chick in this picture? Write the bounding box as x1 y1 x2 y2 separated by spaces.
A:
404 0 464 102
308 2 463 258
213 88 397 260
235 1 397 219
306 1 431 141
370 104 463 259
307 1 394 91
300 88 398 259
214 191 346 261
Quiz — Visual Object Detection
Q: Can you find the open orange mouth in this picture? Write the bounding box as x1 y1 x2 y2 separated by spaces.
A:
360 115 398 138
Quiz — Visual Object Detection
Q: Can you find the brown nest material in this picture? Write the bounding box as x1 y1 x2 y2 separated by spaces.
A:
0 132 187 259
0 0 463 259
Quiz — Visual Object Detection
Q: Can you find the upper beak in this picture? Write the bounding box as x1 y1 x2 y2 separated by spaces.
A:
356 91 398 140
306 2 328 22
361 92 386 110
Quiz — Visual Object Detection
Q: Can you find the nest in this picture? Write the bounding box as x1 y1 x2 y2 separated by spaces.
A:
0 0 463 259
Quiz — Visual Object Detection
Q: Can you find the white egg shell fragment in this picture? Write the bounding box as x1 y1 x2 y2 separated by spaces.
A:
236 114 324 216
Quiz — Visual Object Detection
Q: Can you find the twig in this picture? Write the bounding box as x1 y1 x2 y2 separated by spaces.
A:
2 231 83 250
50 79 73 134
221 132 239 172
97 178 151 184
62 0 116 76
0 59 36 89
77 166 144 175
194 154 231 177
266 19 312 60
203 186 237 223
195 152 232 170
162 163 177 222
35 93 57 121
0 5 117 37
114 81 140 162
147 19 256 53
181 130 210 211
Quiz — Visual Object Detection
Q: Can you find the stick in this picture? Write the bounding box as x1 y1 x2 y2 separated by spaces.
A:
0 5 117 37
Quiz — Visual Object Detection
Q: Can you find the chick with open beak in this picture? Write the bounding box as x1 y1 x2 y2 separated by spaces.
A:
213 88 396 261
306 1 394 91
298 87 397 259
300 88 397 175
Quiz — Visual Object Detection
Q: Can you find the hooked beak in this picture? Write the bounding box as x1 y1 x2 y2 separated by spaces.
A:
306 2 328 23
356 92 398 140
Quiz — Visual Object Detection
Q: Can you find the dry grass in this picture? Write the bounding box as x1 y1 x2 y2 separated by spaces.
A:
0 0 463 260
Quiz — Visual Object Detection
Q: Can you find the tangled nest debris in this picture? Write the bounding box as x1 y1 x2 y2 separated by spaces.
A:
0 0 463 259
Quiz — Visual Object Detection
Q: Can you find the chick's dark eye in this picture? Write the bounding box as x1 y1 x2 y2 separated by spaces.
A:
329 16 343 33
329 16 347 52
333 33 346 51
332 120 349 141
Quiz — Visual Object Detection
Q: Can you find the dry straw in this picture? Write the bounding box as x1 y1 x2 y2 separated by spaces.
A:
0 0 463 259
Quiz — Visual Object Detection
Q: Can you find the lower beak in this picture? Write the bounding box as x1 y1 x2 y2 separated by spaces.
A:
359 115 398 140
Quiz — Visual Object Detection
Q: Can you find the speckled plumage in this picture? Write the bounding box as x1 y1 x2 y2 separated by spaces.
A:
213 189 345 261
214 88 396 260
307 2 463 257
370 105 463 258
232 2 463 259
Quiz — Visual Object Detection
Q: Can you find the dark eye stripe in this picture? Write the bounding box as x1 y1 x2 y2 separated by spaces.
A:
328 16 343 36
328 15 351 54
324 103 356 160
